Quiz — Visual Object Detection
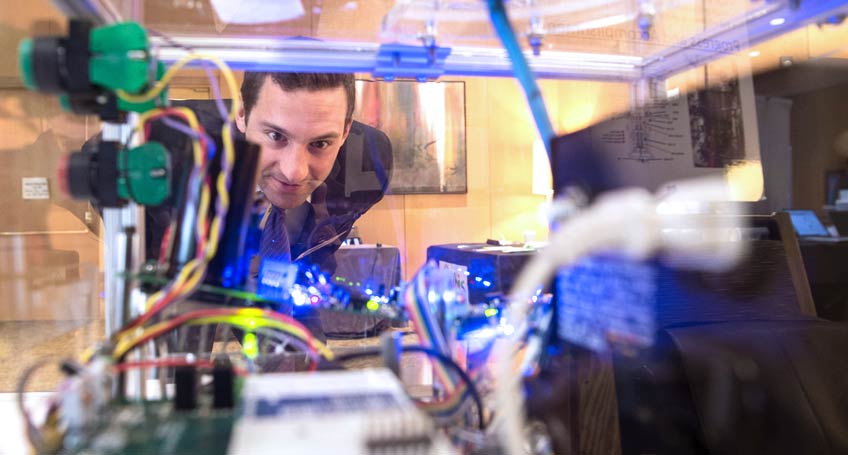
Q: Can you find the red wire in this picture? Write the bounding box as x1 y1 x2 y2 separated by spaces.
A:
113 358 215 373
117 109 212 335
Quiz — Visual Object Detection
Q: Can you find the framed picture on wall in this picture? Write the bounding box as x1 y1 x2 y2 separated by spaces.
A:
353 79 467 194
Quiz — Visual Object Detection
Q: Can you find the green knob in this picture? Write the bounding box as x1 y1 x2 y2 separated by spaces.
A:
118 142 171 206
17 39 36 90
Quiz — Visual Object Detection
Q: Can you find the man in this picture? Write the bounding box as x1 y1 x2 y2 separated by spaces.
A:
157 72 389 347
236 71 391 277
236 71 398 348
237 72 355 271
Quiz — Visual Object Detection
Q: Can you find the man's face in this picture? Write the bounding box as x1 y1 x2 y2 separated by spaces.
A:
236 77 350 209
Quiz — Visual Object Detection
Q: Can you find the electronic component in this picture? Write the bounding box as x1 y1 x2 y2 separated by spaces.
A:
427 243 535 305
228 369 456 455
212 358 236 409
174 366 198 411
554 254 657 352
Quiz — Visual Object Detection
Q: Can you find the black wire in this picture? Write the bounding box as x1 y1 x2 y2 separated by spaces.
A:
332 344 486 430
17 360 50 451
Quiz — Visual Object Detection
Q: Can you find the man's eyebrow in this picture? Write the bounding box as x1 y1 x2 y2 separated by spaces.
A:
258 121 340 141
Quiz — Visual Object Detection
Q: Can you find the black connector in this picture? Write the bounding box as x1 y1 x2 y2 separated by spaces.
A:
212 357 235 409
174 366 197 411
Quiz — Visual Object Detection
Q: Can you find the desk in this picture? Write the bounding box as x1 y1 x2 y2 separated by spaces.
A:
799 240 848 321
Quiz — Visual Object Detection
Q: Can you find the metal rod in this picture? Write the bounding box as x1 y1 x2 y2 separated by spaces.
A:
150 36 642 81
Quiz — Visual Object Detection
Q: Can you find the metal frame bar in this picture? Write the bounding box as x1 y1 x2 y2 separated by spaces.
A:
641 0 848 79
53 0 848 81
150 36 643 81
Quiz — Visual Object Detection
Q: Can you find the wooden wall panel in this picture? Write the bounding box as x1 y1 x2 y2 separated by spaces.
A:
0 0 64 81
790 83 848 212
487 78 555 243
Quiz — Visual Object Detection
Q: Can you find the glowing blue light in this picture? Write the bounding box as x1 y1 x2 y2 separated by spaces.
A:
307 286 319 295
483 280 492 287
318 274 327 285
365 289 373 296
769 17 785 26
221 265 235 288
291 289 308 306
305 270 314 280
475 277 482 282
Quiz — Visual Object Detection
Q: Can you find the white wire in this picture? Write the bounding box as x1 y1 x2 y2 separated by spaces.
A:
488 177 744 453
488 188 658 454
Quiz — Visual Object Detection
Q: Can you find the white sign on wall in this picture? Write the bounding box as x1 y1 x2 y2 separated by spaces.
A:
22 177 50 200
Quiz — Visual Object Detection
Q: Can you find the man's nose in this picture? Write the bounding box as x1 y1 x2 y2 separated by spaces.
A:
273 144 309 183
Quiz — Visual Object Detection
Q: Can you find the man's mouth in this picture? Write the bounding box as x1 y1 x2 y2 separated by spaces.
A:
267 176 303 194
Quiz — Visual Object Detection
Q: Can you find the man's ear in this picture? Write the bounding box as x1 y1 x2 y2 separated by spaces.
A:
341 120 352 143
235 102 247 133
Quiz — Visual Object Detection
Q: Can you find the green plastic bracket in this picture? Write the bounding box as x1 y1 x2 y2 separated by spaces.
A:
118 61 168 113
89 22 151 93
58 95 72 112
17 39 36 90
117 141 171 206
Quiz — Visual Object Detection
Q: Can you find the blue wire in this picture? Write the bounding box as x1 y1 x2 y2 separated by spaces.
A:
487 0 556 157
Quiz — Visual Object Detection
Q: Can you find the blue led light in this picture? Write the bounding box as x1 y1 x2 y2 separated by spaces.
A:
365 289 373 296
291 288 308 306
221 265 235 288
483 280 492 287
475 277 482 282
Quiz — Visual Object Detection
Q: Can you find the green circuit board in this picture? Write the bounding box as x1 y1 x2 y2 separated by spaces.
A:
61 402 235 455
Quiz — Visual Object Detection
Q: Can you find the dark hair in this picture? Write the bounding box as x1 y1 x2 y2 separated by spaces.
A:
241 72 355 125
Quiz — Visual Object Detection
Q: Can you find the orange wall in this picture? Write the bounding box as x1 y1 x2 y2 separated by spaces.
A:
355 77 630 280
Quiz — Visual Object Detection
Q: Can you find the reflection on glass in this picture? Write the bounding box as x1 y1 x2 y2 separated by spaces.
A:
355 80 466 194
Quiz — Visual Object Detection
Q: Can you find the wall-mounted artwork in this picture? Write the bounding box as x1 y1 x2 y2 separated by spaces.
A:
353 80 467 194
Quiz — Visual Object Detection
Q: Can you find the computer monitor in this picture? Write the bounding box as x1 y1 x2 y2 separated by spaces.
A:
786 209 830 237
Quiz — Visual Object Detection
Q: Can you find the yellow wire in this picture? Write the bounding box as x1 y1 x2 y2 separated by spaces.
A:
113 314 334 361
186 315 334 361
116 53 240 122
113 53 241 353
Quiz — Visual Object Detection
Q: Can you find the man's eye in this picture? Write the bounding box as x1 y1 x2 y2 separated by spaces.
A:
310 140 330 150
266 131 283 142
